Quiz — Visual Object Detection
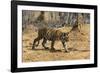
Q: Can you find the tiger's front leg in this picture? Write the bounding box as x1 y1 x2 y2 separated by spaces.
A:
61 41 69 52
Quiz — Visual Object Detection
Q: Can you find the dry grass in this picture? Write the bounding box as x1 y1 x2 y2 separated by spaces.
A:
22 24 90 62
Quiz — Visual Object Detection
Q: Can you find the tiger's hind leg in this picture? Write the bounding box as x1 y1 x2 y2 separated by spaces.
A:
50 41 56 52
32 37 41 50
42 39 49 50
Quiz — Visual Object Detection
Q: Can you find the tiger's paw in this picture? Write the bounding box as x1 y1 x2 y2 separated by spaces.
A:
50 48 56 52
45 47 49 50
65 50 70 53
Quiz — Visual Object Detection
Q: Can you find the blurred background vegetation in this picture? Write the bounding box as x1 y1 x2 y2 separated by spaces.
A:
22 10 90 31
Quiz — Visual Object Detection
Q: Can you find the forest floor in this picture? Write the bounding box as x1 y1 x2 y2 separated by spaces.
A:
22 24 90 62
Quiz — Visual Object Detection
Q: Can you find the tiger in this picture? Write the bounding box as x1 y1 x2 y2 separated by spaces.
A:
32 27 69 52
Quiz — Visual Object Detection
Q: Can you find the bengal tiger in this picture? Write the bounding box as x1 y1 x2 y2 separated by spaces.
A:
32 27 69 52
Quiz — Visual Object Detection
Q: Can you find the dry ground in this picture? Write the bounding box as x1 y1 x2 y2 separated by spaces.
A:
22 24 90 62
